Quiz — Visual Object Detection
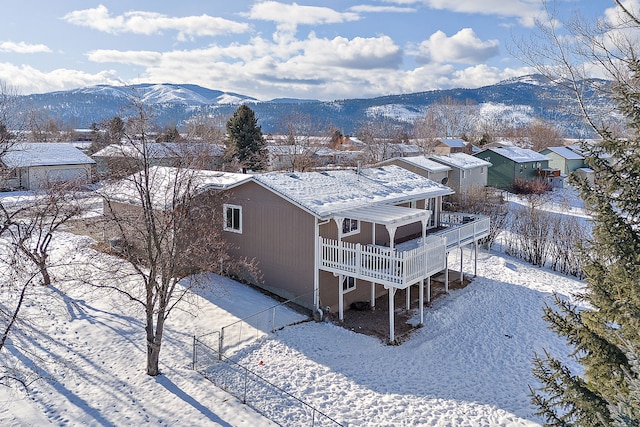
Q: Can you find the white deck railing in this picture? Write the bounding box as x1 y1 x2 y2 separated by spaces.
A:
434 213 490 250
319 236 446 289
318 213 490 289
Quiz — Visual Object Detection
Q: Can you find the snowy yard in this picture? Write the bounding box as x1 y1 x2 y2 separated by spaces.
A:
1 228 586 426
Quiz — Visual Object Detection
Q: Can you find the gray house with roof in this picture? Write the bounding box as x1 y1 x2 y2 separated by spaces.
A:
1 142 95 190
104 165 491 343
431 153 492 193
540 146 585 175
376 156 451 185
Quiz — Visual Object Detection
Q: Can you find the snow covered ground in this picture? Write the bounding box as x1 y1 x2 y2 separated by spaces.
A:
1 226 586 426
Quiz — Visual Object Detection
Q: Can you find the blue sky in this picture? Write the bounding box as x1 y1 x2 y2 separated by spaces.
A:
0 1 619 101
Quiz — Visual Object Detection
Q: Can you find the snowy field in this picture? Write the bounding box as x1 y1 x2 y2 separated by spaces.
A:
1 225 586 426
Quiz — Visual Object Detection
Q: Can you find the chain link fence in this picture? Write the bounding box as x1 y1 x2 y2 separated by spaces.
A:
191 295 342 426
194 338 343 427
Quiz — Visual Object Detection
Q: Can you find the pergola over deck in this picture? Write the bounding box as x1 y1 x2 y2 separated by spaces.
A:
320 204 447 343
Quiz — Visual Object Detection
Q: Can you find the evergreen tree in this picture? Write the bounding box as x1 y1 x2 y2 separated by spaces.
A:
530 61 640 426
226 104 266 172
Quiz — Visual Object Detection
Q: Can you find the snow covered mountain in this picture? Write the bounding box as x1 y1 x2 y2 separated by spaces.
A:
18 75 611 137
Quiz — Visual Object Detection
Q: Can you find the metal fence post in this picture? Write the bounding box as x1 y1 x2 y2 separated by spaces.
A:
192 335 197 370
271 307 276 333
219 327 225 361
243 365 249 404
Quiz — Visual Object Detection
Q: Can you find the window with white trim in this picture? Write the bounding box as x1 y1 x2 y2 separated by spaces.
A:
342 218 359 236
342 276 356 293
223 204 242 233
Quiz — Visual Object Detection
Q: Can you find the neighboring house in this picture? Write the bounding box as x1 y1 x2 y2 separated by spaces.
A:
377 156 451 186
310 147 365 168
474 147 551 190
388 143 422 158
539 146 585 175
432 138 468 155
0 142 95 190
104 165 490 343
265 145 303 171
92 142 225 178
365 142 421 163
574 167 595 185
430 153 492 193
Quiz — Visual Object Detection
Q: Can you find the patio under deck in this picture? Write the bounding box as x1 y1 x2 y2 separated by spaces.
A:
317 211 490 344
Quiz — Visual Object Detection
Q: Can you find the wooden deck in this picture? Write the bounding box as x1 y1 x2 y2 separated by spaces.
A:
318 213 489 289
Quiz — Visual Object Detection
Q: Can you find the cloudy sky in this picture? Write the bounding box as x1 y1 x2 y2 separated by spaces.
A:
0 1 618 101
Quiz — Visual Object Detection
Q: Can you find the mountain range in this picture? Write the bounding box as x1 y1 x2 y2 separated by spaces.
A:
17 74 610 138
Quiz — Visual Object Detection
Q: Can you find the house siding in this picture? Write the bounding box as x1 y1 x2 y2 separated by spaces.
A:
540 149 585 175
223 181 317 309
382 159 449 184
476 151 548 190
28 164 93 189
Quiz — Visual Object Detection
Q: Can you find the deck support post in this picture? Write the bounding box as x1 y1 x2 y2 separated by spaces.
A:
419 279 424 326
427 276 431 303
406 285 411 310
460 247 464 284
370 282 376 309
474 241 478 277
445 255 449 293
338 274 344 321
388 288 395 344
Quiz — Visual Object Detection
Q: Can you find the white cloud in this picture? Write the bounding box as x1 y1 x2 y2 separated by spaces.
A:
0 63 120 94
603 0 640 26
247 1 360 37
298 35 402 69
383 0 543 27
0 41 51 54
414 28 499 64
63 5 249 39
348 5 417 13
87 50 162 66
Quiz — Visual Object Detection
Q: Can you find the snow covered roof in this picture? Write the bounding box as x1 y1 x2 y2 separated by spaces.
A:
437 138 467 148
265 145 303 155
1 142 95 168
431 153 492 170
101 166 251 210
382 156 451 172
541 146 584 160
253 165 453 219
92 142 224 159
482 147 549 163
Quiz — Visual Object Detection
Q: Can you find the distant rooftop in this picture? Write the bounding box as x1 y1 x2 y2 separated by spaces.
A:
431 153 492 170
481 146 549 163
1 142 95 168
542 146 584 160
383 156 451 172
437 138 467 148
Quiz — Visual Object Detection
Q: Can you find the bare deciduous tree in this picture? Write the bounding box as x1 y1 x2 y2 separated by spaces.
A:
271 112 327 172
1 182 87 388
424 96 479 139
95 94 257 376
357 118 409 164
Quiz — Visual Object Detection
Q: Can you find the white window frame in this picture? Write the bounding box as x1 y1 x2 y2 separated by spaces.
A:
223 204 242 233
341 218 360 236
342 276 356 293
